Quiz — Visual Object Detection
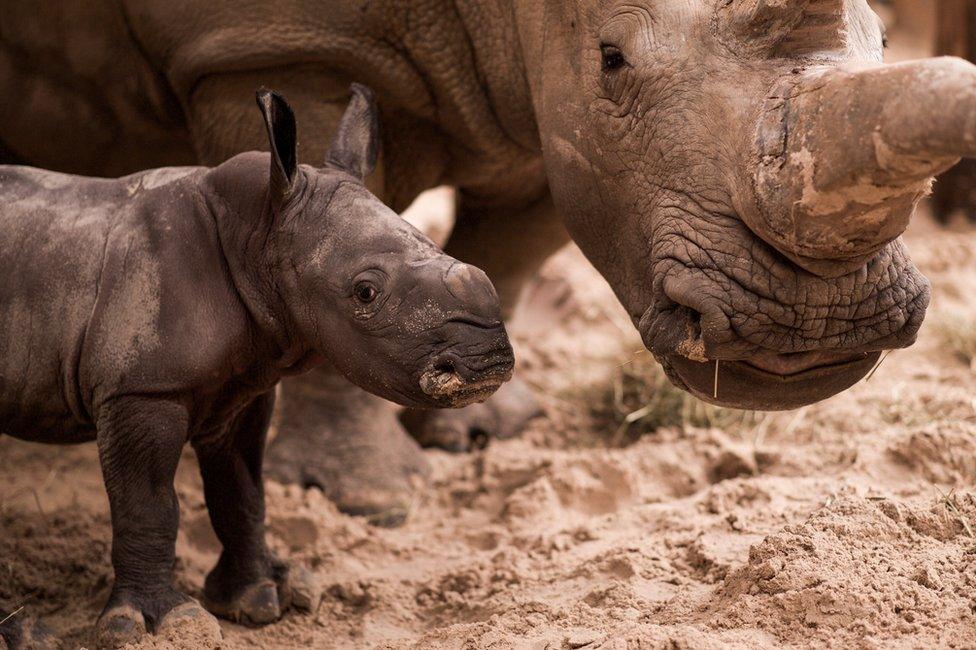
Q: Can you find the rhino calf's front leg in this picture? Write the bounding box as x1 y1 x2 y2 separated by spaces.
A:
192 392 320 624
94 397 220 649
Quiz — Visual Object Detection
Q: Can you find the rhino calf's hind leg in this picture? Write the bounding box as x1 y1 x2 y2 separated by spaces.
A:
94 397 219 650
401 192 566 451
193 391 320 624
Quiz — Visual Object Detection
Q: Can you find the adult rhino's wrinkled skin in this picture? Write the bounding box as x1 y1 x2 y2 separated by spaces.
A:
7 0 976 516
0 87 513 649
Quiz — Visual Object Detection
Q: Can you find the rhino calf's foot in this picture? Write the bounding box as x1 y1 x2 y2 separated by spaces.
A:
95 589 219 650
402 376 542 452
268 368 431 528
203 556 320 625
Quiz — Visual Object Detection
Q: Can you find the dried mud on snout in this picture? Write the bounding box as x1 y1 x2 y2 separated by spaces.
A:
3 212 976 649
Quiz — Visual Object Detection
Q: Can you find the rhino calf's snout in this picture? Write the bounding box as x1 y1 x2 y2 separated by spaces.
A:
442 261 503 325
419 328 515 407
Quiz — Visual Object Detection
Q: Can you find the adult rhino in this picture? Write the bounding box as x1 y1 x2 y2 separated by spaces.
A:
1 0 963 525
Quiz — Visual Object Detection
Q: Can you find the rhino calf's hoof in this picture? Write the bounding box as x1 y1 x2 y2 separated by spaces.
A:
154 602 221 648
95 591 219 650
203 558 321 625
94 605 145 650
205 579 280 625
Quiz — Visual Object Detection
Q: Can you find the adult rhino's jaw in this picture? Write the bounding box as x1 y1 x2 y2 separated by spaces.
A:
637 215 930 411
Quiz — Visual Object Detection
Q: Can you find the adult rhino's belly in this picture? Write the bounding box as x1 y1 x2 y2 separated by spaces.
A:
0 2 194 177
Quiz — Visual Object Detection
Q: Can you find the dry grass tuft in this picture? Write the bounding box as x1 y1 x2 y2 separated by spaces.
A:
935 313 976 371
0 605 24 626
577 351 760 446
939 489 976 540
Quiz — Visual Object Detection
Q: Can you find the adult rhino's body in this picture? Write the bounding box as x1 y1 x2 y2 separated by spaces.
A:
4 0 971 523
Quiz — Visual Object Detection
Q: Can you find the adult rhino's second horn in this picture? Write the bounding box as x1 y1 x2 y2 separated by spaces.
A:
747 57 976 277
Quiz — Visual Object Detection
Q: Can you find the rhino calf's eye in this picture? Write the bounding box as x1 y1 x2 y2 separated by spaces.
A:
355 281 379 304
600 44 626 73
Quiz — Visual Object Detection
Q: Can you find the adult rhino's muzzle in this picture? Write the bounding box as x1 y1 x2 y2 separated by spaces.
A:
644 46 960 409
637 221 930 411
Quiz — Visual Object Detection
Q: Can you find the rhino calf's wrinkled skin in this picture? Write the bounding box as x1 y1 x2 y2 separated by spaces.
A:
0 85 513 649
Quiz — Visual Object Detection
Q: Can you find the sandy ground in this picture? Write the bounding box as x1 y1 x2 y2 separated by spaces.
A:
3 205 976 649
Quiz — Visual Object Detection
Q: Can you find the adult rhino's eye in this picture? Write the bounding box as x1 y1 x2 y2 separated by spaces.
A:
354 281 378 304
600 43 626 73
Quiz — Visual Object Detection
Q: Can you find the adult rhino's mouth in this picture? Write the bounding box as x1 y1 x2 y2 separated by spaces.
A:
740 350 876 377
637 234 929 411
663 352 883 411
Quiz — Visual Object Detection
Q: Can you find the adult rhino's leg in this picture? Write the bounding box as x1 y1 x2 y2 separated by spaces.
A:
932 0 976 222
188 72 433 527
267 369 430 527
402 191 569 451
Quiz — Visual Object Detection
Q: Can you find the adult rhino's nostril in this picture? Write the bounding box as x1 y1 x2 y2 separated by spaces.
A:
653 275 733 359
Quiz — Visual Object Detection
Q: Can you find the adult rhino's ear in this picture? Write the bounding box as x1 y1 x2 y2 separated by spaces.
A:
255 89 299 208
325 83 380 181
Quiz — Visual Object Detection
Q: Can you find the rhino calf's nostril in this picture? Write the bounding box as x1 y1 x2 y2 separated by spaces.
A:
434 360 456 375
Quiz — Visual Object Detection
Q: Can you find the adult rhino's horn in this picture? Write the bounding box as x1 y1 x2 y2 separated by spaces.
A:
721 0 845 55
748 57 976 277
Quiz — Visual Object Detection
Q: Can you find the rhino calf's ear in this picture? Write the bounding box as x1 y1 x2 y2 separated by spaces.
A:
256 89 299 208
326 83 380 181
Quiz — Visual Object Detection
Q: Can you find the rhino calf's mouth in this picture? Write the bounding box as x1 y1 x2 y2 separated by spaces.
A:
419 347 514 408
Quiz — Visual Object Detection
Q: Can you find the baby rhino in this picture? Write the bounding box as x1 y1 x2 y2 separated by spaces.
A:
0 85 514 648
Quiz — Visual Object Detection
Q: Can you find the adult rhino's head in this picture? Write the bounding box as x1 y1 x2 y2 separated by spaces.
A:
515 0 972 409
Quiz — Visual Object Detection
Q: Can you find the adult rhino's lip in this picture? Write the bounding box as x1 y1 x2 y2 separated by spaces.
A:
666 352 881 411
739 350 874 378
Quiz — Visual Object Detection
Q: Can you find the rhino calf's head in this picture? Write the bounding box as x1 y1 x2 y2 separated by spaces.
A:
523 0 948 409
250 87 514 408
